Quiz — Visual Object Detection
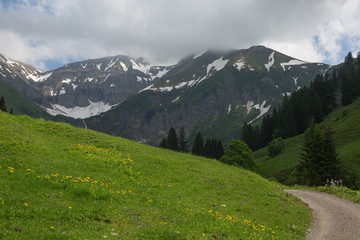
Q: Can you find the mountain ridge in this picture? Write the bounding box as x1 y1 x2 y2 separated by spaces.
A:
0 46 331 146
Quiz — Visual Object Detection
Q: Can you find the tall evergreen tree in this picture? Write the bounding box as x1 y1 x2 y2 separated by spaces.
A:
178 126 188 153
191 132 204 156
279 95 297 138
322 126 341 180
297 121 340 186
0 95 7 112
215 140 224 160
297 120 325 186
167 127 179 151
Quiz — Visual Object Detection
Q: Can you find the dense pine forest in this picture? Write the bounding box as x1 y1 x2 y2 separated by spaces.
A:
242 52 360 152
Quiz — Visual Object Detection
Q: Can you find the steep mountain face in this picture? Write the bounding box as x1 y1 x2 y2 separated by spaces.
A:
0 54 52 108
0 54 172 119
37 56 172 118
85 46 330 146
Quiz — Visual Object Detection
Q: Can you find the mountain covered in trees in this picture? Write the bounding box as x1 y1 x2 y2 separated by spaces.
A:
242 52 360 152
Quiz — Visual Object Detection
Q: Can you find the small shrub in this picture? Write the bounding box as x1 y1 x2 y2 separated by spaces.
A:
219 140 256 171
267 137 285 158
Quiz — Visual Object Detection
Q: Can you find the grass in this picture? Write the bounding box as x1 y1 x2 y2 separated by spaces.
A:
254 97 360 189
0 111 311 239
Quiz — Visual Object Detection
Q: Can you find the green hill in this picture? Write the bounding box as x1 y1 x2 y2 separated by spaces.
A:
255 97 360 188
0 111 310 239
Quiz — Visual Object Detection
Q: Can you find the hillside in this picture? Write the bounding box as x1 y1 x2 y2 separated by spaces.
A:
0 79 51 119
255 97 360 188
0 111 310 239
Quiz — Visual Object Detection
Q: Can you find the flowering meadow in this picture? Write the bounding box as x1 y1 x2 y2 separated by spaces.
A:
0 112 311 239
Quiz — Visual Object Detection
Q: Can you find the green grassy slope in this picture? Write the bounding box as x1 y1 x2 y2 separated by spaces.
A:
0 111 310 239
0 79 51 119
255 97 360 188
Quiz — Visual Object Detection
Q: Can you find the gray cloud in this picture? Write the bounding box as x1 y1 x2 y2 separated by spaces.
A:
0 0 359 70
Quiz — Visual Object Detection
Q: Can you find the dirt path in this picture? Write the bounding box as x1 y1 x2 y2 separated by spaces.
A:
286 190 360 240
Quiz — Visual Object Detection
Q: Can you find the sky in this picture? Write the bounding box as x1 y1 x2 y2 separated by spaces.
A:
0 0 360 71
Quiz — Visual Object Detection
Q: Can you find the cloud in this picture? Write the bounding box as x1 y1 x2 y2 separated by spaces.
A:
0 0 359 70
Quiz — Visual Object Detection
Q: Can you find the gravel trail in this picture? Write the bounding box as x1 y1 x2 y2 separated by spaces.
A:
285 190 360 240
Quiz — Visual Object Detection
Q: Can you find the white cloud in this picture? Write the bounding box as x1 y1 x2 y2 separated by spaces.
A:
0 0 359 69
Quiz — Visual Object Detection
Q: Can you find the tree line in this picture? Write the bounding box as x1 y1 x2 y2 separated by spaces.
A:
159 127 258 172
160 127 224 160
242 73 337 151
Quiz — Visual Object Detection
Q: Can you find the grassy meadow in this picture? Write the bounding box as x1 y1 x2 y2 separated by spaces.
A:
0 111 311 239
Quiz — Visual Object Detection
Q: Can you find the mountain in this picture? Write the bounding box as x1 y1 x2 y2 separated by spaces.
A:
0 54 172 119
84 46 330 146
0 54 53 109
0 78 51 119
0 46 330 146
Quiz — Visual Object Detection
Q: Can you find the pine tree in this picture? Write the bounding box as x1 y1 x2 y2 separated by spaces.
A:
191 132 204 156
322 126 341 180
0 95 7 112
279 95 297 138
297 121 340 186
215 140 224 160
178 126 188 153
167 127 179 151
341 67 357 105
297 120 325 186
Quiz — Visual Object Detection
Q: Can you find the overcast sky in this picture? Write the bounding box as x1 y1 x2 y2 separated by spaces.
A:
0 0 360 70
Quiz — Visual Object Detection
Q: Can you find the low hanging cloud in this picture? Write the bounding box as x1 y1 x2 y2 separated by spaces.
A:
0 0 359 70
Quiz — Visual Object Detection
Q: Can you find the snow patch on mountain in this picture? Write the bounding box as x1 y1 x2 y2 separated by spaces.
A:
81 63 87 69
96 63 102 70
228 104 232 114
139 84 154 93
84 77 94 82
105 58 118 71
233 59 245 71
59 87 66 95
28 72 52 82
207 57 229 76
61 78 72 84
280 59 307 71
153 67 170 79
71 83 78 90
264 52 275 71
131 60 151 74
193 52 205 59
172 96 180 103
293 77 299 85
248 100 271 123
46 100 115 119
103 74 111 82
120 62 128 71
175 81 188 89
